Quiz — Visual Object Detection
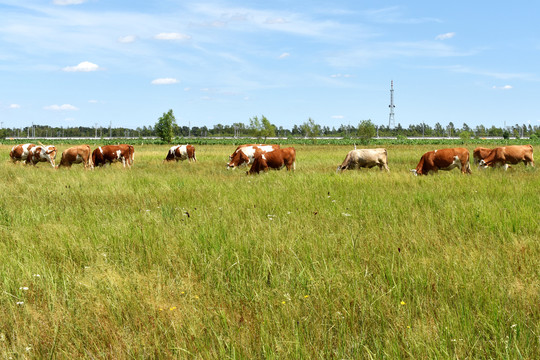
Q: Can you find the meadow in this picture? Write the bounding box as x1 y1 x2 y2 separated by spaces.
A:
0 143 538 359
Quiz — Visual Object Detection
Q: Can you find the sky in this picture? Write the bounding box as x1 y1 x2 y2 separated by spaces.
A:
1 0 539 131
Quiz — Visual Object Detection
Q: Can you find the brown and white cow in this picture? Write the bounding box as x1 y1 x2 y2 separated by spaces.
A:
247 147 296 175
9 143 36 164
27 145 57 167
411 147 471 176
92 144 134 168
473 147 493 165
227 144 280 169
337 148 389 172
164 144 197 162
479 145 534 170
57 145 93 169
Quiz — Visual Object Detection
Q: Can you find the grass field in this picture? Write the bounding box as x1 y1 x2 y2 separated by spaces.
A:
0 144 538 359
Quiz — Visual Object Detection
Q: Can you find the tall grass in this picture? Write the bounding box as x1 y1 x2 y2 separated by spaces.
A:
0 144 538 358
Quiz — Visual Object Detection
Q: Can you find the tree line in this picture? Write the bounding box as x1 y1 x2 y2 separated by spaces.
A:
3 109 539 142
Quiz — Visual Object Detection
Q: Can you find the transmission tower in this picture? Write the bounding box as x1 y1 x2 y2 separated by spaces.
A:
388 80 395 129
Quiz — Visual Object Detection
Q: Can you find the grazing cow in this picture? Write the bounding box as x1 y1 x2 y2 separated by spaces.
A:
473 147 493 165
247 147 296 175
227 144 280 169
27 145 57 168
9 143 36 164
164 144 197 162
92 144 134 168
411 148 472 176
337 148 389 172
479 145 534 170
57 145 93 169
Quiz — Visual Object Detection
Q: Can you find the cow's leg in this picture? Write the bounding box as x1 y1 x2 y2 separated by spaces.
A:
503 163 509 171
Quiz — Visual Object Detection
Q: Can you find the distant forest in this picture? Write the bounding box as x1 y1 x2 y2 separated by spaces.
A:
2 120 539 139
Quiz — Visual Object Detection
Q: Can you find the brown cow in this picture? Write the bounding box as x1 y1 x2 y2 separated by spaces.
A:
57 145 93 169
473 147 493 165
227 144 280 169
411 148 471 176
92 144 134 168
164 144 196 162
9 143 36 164
247 147 296 175
337 148 389 172
479 145 534 170
27 145 57 168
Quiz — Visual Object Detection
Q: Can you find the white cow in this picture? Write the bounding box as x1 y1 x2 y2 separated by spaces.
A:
337 148 389 172
27 145 57 167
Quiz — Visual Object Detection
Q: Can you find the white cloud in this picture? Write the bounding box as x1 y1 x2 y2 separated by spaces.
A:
331 74 353 78
9 104 21 109
63 61 101 72
492 85 513 90
154 33 191 41
118 35 136 43
436 32 456 40
265 18 288 25
44 104 79 111
332 115 344 119
53 0 87 5
88 100 98 103
151 78 179 85
279 52 290 59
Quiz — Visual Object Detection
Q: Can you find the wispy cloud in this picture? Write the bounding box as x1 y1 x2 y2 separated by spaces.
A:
432 65 533 80
151 78 179 85
279 52 290 59
364 6 441 24
118 35 136 43
9 104 21 109
44 104 79 111
63 61 101 72
492 85 513 90
53 0 87 5
436 32 456 40
154 33 191 41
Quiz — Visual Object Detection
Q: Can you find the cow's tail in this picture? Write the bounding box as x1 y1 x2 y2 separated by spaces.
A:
464 151 472 174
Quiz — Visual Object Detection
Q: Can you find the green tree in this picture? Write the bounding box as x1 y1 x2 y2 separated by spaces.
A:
301 118 320 141
357 119 376 143
249 115 275 141
155 109 178 143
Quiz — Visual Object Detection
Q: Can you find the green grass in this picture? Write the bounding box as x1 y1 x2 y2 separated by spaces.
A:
0 144 538 358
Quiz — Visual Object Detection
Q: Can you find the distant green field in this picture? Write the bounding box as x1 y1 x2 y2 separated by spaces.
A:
0 144 538 358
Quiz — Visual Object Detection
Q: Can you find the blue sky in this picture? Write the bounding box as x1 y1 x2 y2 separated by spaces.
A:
1 0 539 130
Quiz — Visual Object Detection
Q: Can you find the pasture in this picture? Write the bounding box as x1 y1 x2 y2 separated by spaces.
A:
0 144 538 358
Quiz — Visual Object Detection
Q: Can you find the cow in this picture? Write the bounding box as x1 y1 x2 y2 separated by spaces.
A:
57 145 93 169
336 148 389 172
27 145 57 168
164 144 197 163
411 147 472 176
9 143 36 164
479 145 534 170
473 147 493 165
92 144 134 168
227 144 280 169
247 147 296 175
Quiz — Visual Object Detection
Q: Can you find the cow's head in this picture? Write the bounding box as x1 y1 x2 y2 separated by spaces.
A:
478 159 488 169
227 150 249 169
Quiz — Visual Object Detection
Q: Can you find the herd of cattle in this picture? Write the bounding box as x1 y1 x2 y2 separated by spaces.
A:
7 142 535 175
